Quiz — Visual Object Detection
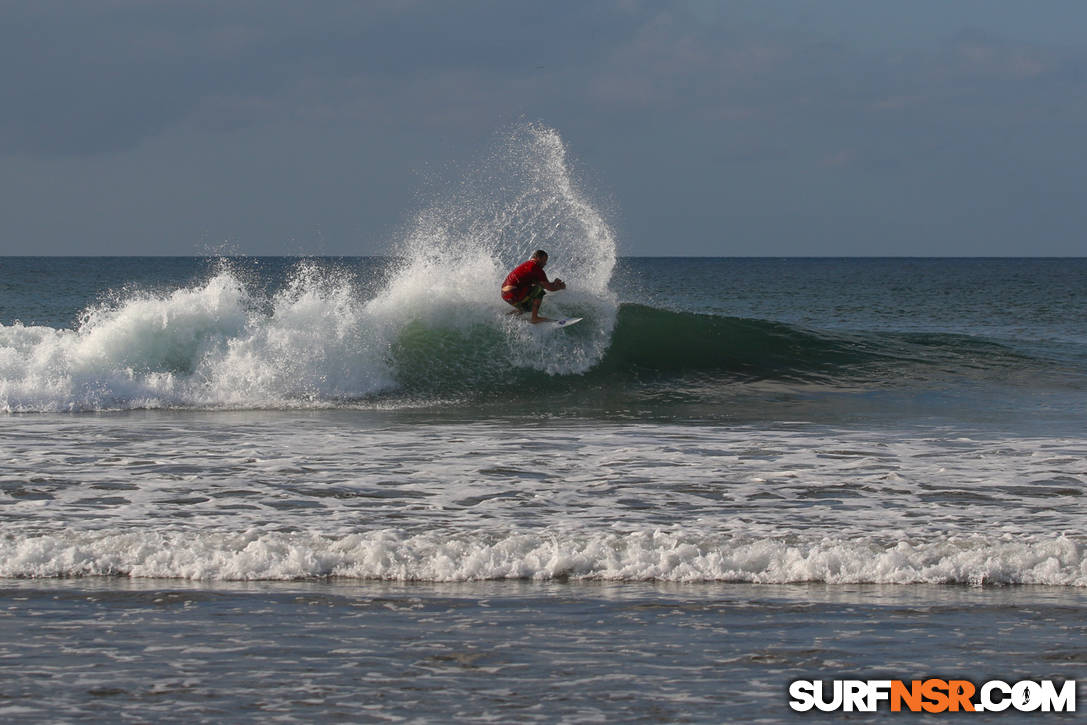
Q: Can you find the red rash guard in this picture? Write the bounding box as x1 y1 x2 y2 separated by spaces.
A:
501 259 548 303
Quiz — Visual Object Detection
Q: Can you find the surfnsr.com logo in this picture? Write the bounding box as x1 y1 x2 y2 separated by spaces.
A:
788 679 1076 713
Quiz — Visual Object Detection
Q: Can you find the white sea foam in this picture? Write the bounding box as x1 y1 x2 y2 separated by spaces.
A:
0 125 618 412
3 419 1085 586
0 268 390 411
3 529 1084 585
0 274 251 411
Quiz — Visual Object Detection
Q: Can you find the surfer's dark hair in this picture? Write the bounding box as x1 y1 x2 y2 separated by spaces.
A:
532 250 548 260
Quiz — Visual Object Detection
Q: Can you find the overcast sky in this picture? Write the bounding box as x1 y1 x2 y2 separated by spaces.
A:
2 0 1086 256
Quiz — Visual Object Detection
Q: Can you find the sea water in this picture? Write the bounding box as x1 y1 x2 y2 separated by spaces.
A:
1 126 1085 722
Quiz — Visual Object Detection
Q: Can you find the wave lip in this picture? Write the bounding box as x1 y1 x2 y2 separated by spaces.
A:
4 530 1084 586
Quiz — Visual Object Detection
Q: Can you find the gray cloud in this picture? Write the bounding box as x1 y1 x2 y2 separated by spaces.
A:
2 1 1086 255
0 1 638 156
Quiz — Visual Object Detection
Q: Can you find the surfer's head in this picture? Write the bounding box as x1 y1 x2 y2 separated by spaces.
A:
532 250 548 266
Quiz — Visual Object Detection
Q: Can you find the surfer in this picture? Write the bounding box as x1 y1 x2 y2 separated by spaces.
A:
501 250 566 323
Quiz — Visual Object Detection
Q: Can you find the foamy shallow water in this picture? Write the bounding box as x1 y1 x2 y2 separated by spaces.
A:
3 413 1085 585
1 578 1084 724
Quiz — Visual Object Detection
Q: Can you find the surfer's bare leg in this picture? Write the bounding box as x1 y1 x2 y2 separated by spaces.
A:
529 297 552 324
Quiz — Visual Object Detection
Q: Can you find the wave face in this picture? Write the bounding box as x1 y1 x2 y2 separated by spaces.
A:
593 304 1044 382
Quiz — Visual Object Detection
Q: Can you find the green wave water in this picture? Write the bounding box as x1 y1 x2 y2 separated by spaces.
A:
399 302 1041 384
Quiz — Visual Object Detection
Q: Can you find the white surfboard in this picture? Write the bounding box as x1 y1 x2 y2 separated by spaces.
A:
550 317 582 329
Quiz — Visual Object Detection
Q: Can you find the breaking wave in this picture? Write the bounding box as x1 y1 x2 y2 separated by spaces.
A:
0 124 618 412
0 277 1047 413
3 529 1084 586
